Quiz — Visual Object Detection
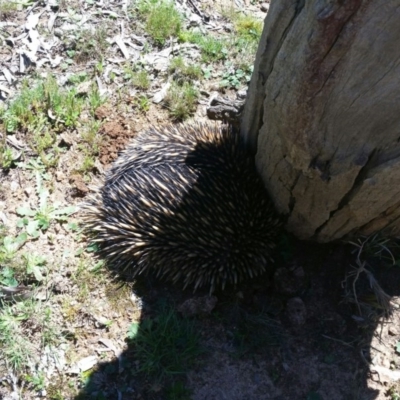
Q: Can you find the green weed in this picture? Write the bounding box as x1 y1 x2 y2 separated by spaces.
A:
164 81 199 120
0 0 18 19
179 30 228 62
134 95 150 112
234 14 263 42
77 151 96 174
132 70 151 90
123 64 151 90
0 300 59 371
18 157 51 180
0 76 83 134
16 173 76 238
0 233 27 286
220 63 253 89
74 25 110 63
137 0 182 45
0 144 15 169
80 120 102 151
127 305 202 381
88 88 106 114
166 381 192 400
169 57 202 81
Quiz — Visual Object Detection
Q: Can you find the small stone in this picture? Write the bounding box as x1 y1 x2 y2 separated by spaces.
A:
55 171 65 182
260 3 270 12
93 314 110 328
274 264 306 296
68 355 98 374
177 295 218 317
189 14 202 26
59 132 74 146
286 297 307 326
237 89 247 99
54 28 63 38
10 181 19 192
389 326 399 336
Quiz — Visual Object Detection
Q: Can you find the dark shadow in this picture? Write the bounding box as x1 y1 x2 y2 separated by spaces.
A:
74 128 400 399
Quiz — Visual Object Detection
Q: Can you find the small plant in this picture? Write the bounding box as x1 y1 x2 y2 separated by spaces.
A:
138 0 182 45
68 72 89 85
234 14 263 42
0 76 83 134
78 151 96 174
0 0 18 19
127 305 202 381
220 63 253 89
0 300 59 371
25 372 46 391
0 144 15 169
131 69 151 90
179 30 228 62
164 81 199 120
31 129 56 154
74 25 110 63
169 57 202 81
80 120 102 151
88 87 106 115
0 233 27 286
23 253 47 282
388 386 400 400
134 95 150 112
166 381 192 400
16 174 76 238
123 64 151 89
18 158 51 180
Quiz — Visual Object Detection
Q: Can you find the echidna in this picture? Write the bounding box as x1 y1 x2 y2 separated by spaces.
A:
83 122 281 293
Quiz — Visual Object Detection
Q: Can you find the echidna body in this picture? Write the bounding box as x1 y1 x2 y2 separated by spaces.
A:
83 122 281 292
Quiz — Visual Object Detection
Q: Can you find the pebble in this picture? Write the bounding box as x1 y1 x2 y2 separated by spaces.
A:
286 297 307 326
177 295 218 317
10 181 19 192
274 264 306 296
260 2 270 12
389 326 399 336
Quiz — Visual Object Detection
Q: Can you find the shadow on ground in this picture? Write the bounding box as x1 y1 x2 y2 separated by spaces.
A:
75 131 400 399
73 239 400 400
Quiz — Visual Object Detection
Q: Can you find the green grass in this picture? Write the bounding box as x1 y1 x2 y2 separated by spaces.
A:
179 30 228 62
164 81 199 120
0 144 14 169
0 299 59 371
134 94 151 112
129 69 151 90
80 120 102 151
0 0 18 19
169 56 202 81
16 175 76 239
234 14 263 42
0 76 83 134
73 25 110 64
137 0 182 45
127 305 203 381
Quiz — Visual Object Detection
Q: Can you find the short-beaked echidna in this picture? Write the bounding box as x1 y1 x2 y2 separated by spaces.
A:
83 122 281 293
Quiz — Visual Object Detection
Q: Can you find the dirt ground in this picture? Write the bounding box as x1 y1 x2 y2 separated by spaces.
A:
1 0 400 399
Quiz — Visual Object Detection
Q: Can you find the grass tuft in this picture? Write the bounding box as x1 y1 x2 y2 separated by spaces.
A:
164 81 199 120
137 0 182 45
127 305 203 381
